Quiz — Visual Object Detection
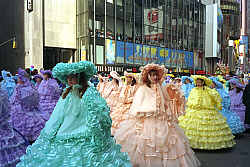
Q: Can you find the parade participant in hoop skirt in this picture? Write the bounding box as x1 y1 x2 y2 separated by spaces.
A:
16 61 131 167
114 64 200 167
38 70 61 120
178 75 235 150
209 77 245 134
111 71 138 135
0 88 27 167
10 68 47 143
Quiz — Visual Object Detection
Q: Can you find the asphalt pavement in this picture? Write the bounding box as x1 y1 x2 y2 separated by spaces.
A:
196 133 250 167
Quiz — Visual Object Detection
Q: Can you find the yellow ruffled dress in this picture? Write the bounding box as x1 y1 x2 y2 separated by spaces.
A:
178 86 235 150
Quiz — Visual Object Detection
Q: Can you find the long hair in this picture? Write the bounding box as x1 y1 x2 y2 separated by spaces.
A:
236 87 243 93
131 78 136 86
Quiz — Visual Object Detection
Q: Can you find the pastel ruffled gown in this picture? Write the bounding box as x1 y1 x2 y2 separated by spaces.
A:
0 70 16 98
0 89 27 167
10 82 47 142
181 83 194 100
38 79 61 120
110 84 138 134
229 88 246 123
165 83 186 117
178 87 235 150
216 86 245 134
16 86 131 167
114 84 200 167
97 80 107 97
103 81 121 113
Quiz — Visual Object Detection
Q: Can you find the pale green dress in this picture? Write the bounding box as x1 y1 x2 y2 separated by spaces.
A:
17 86 131 167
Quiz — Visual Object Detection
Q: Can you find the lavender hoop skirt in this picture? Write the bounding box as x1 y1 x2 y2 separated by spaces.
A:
0 129 27 167
11 107 47 142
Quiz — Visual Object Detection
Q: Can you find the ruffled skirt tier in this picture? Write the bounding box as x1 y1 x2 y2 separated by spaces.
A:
11 107 47 142
16 131 131 167
220 109 245 134
0 130 27 167
178 108 235 150
114 117 200 167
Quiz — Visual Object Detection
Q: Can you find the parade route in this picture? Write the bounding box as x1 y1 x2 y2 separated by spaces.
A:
196 133 250 167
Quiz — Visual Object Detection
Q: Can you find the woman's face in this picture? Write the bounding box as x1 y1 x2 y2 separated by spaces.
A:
231 83 236 89
67 74 78 86
126 76 133 84
196 79 204 87
185 79 191 84
36 78 42 83
148 71 158 84
17 78 24 85
43 74 49 80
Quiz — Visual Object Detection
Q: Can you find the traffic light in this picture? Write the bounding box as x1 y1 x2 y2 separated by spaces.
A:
13 38 16 49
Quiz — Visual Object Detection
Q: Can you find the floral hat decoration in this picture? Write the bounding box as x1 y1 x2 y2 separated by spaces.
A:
191 75 212 87
52 61 97 84
141 64 165 84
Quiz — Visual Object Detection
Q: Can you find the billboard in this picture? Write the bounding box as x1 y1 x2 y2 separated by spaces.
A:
106 39 115 64
134 44 143 64
126 42 134 64
116 41 125 63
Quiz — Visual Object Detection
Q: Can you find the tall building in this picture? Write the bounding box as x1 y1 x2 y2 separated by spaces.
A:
0 0 76 72
220 0 241 71
76 0 206 73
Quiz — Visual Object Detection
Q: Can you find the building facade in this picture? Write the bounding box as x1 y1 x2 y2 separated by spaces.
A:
220 0 241 71
0 0 77 72
76 0 206 73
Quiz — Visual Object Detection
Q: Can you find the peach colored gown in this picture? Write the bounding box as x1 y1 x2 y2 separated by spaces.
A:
103 81 121 113
114 83 200 167
111 84 138 135
165 83 186 117
97 80 107 97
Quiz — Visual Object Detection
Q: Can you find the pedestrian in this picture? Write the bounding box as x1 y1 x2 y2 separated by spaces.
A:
179 75 235 150
0 88 27 167
243 78 250 131
16 61 131 167
10 68 47 143
114 64 200 167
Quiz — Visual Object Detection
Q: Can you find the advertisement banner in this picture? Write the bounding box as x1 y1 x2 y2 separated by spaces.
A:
116 41 125 63
158 47 165 65
165 49 171 67
106 39 115 64
143 45 151 64
171 50 177 68
126 42 134 64
151 46 158 63
134 44 143 64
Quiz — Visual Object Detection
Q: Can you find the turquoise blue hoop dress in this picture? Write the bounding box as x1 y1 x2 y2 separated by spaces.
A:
17 86 131 167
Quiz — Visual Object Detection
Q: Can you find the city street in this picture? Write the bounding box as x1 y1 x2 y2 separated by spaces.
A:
196 133 250 167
